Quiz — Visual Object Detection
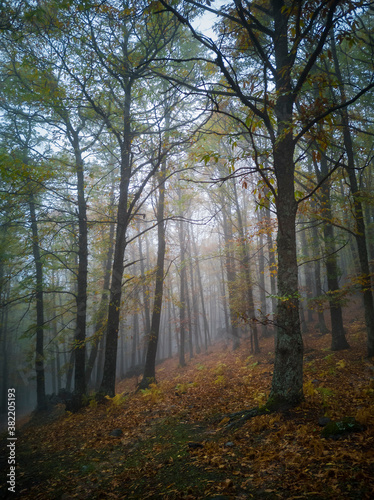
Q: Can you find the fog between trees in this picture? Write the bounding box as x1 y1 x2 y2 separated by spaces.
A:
1 0 374 415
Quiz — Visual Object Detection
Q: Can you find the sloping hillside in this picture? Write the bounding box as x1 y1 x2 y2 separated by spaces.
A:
1 318 374 499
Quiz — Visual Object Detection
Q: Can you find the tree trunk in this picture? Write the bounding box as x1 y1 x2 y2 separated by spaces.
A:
270 34 304 404
257 211 268 337
100 84 132 397
29 194 47 411
192 229 210 350
308 181 329 335
263 193 277 320
219 235 230 342
139 155 167 388
233 181 259 352
138 227 151 346
222 207 240 350
178 188 187 367
0 275 10 413
72 139 87 397
299 219 314 324
319 153 349 351
187 225 201 354
167 290 173 358
85 220 114 386
270 136 304 407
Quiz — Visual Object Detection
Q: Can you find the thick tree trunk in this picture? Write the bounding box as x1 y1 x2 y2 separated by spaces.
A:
268 1 304 405
270 117 303 406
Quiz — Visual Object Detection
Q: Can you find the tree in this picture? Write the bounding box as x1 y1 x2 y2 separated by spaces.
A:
0 114 49 410
331 34 374 357
316 152 349 350
38 0 185 397
139 111 169 388
160 0 374 406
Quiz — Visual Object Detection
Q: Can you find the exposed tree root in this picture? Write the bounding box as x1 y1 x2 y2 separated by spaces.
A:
223 398 299 430
224 407 267 431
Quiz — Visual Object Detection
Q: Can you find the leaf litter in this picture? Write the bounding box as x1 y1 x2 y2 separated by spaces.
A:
1 319 374 499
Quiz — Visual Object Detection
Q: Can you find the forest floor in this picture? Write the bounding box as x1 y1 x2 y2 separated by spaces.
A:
1 316 374 499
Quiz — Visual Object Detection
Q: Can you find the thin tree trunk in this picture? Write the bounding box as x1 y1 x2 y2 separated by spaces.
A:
218 236 230 342
233 181 259 352
65 350 74 393
299 220 314 324
178 186 187 367
308 185 329 335
55 342 61 393
187 225 201 354
138 227 151 346
319 153 349 351
167 290 173 358
257 211 270 337
100 84 132 397
222 207 240 350
29 193 46 410
139 153 167 388
71 136 87 397
263 193 277 320
85 220 115 386
192 229 210 350
0 278 10 413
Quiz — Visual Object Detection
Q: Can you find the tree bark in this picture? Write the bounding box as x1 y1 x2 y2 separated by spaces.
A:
178 186 187 367
100 84 132 397
71 135 87 397
85 220 115 386
257 210 268 338
187 225 201 354
138 227 151 347
233 181 259 352
139 153 167 388
29 193 46 410
270 134 304 407
269 1 304 406
222 206 240 350
192 228 211 350
318 153 349 351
